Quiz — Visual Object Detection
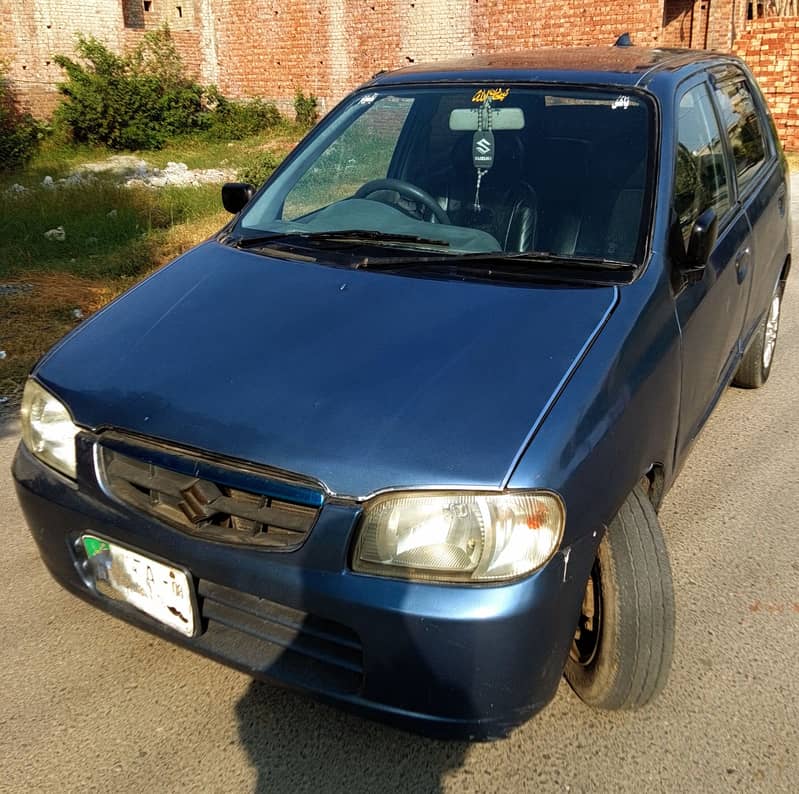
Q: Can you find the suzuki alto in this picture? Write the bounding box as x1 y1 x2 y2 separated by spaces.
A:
13 44 791 738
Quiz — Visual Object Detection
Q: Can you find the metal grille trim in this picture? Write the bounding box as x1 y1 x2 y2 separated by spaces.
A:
96 434 323 549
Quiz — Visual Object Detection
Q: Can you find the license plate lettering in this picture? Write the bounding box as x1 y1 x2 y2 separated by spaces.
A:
81 535 196 637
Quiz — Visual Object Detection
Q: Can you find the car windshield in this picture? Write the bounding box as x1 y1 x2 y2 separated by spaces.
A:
237 85 655 265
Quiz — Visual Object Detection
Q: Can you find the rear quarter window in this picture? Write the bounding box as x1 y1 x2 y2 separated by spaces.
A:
710 69 768 195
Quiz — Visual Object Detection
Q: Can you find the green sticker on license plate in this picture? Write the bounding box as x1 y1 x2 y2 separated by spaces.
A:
79 534 196 637
83 536 110 557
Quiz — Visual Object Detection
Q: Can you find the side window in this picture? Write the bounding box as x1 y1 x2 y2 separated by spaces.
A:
674 85 732 245
711 71 767 194
282 96 413 220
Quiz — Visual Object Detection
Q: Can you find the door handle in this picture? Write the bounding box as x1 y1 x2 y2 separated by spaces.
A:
735 246 751 284
777 184 786 216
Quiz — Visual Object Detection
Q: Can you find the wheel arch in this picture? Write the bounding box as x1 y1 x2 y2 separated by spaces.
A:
641 463 666 511
780 254 791 284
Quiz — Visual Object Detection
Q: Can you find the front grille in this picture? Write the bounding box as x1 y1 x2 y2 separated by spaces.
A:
199 581 363 694
97 434 323 549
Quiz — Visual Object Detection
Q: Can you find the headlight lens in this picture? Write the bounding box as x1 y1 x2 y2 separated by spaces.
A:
20 379 79 479
353 491 564 583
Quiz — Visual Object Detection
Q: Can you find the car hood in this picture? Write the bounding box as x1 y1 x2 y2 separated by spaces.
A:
36 241 617 497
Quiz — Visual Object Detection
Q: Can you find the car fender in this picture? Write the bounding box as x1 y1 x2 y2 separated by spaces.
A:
506 253 682 548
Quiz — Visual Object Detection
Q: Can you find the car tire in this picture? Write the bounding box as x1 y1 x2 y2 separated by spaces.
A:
733 283 784 389
564 486 675 710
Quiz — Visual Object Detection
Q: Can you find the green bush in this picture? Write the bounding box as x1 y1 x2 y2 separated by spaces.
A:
237 151 281 186
0 68 42 169
53 30 287 151
294 90 319 128
54 28 207 150
206 91 282 140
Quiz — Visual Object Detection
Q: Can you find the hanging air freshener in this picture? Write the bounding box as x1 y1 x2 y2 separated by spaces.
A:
472 129 495 169
472 99 495 170
472 100 494 211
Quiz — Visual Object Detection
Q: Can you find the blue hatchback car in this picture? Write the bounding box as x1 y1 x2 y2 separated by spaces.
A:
13 45 791 739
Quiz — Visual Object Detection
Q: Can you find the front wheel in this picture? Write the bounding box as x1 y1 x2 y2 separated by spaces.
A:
564 486 675 710
734 283 783 389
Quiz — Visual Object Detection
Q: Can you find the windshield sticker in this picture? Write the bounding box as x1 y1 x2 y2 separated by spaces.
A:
358 92 378 106
471 87 510 103
611 95 631 110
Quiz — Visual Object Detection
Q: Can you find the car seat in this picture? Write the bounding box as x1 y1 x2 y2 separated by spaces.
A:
531 136 592 256
437 132 538 252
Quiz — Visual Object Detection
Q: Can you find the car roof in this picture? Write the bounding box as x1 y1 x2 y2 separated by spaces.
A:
366 47 738 90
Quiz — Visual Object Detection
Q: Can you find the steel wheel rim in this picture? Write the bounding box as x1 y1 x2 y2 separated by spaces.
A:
763 293 781 369
570 559 603 667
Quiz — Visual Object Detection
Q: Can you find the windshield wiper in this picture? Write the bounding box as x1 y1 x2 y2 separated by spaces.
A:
229 229 450 250
354 250 636 272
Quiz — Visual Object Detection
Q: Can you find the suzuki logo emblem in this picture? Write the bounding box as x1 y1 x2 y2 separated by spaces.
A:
475 137 492 155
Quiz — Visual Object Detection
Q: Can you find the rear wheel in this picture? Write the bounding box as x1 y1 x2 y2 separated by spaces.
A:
564 486 675 709
734 283 783 389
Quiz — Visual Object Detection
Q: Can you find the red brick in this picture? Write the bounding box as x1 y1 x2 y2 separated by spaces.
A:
1 0 797 150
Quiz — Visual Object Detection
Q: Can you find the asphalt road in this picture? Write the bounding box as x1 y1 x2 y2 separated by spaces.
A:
1 177 798 793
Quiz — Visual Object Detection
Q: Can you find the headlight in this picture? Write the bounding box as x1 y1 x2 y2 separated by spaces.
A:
353 491 564 583
20 379 79 479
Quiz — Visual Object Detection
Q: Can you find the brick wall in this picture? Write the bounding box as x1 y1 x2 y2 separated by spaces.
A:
205 0 663 114
662 0 748 50
472 1 663 52
734 17 799 152
0 0 125 115
1 0 663 118
120 28 205 82
0 1 208 116
662 0 696 47
122 0 196 31
3 0 799 151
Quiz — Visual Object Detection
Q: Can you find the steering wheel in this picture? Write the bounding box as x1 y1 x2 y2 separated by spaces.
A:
354 178 451 225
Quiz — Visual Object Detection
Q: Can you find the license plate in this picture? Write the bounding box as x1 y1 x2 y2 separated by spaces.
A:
81 535 196 637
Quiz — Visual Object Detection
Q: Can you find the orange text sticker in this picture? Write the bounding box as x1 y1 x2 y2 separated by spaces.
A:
471 87 510 103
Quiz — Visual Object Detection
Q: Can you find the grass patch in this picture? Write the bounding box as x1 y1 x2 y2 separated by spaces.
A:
0 123 305 191
1 140 109 187
0 125 305 281
0 180 225 280
141 123 304 172
0 273 126 406
0 205 228 409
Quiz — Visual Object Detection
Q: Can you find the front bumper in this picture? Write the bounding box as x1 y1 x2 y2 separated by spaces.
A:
12 441 598 739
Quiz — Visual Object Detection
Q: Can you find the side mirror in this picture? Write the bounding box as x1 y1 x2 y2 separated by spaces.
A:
683 207 718 276
222 182 256 214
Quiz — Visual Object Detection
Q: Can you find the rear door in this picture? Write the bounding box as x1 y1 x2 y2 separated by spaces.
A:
672 78 752 461
709 65 787 345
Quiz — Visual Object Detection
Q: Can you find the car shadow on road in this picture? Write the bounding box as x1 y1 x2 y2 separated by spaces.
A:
235 681 468 793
